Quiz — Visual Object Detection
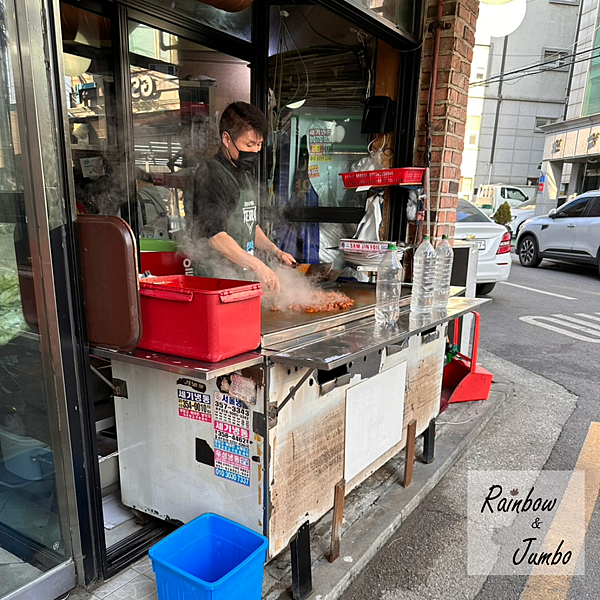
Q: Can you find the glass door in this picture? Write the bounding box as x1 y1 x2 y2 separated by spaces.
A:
0 0 75 596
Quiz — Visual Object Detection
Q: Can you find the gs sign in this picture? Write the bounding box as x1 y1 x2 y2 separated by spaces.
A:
131 74 159 100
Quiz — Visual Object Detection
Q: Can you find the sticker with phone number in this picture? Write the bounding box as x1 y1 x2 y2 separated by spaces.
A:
215 468 250 486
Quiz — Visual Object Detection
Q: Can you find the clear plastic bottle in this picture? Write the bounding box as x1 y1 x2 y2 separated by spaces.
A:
410 235 436 313
433 235 454 308
375 243 402 326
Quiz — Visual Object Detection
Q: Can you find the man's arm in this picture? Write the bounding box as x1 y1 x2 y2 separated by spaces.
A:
255 226 296 266
209 232 281 292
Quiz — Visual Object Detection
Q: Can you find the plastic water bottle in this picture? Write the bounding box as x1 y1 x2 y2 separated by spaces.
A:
410 235 436 313
433 235 454 308
375 243 402 326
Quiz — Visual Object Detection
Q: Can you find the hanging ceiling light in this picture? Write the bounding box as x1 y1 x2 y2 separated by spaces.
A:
63 31 92 77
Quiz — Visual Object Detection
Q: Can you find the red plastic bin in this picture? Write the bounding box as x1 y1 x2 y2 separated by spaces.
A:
341 167 425 188
138 276 263 363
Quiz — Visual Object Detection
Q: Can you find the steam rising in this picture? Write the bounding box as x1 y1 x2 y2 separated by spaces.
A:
262 264 327 311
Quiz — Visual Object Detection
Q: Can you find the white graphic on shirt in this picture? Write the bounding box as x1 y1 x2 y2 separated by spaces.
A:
243 205 257 233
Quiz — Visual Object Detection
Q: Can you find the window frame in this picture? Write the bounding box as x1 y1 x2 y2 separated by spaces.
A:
540 47 570 72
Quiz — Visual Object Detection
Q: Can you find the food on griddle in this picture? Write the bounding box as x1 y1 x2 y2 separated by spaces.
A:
271 291 354 313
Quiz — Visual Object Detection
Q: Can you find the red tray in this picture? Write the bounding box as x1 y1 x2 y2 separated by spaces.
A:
138 276 263 362
341 167 425 188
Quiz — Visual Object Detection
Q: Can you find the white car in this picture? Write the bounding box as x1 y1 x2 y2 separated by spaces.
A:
455 199 512 295
509 197 537 237
516 191 600 273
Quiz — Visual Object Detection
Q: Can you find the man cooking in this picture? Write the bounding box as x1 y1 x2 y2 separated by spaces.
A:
192 102 295 292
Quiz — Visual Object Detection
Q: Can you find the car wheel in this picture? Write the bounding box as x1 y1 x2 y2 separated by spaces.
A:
476 283 496 296
518 235 542 267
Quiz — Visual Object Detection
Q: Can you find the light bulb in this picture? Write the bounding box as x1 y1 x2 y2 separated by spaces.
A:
477 0 526 38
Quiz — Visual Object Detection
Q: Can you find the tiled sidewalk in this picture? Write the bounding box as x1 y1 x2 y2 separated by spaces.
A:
68 556 156 600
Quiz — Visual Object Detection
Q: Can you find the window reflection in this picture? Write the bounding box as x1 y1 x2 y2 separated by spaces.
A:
267 5 375 267
143 0 252 42
129 23 251 240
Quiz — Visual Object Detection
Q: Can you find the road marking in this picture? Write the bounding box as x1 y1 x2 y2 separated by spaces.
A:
576 312 600 323
519 422 600 600
520 314 600 343
555 314 600 332
499 281 576 300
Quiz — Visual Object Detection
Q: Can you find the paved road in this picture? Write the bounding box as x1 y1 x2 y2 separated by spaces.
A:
341 256 600 600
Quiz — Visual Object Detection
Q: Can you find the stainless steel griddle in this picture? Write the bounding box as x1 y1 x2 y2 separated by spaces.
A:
260 281 412 347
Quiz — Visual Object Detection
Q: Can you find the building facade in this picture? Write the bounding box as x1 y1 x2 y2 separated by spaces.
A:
541 0 600 214
460 0 579 201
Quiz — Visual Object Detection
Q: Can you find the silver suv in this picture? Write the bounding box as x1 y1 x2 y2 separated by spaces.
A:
516 190 600 274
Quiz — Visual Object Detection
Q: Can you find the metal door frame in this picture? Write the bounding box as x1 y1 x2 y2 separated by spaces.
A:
1 0 83 595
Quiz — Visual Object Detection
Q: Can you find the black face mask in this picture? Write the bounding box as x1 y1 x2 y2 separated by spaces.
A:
229 138 260 171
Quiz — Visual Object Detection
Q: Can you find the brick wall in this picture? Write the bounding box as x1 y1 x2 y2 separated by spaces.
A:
414 0 479 243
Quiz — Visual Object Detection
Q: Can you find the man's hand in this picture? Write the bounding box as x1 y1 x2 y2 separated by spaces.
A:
275 248 296 266
253 262 281 293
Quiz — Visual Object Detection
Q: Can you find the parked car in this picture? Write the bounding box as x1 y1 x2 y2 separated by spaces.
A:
516 191 600 274
508 197 537 237
473 184 531 217
455 199 512 295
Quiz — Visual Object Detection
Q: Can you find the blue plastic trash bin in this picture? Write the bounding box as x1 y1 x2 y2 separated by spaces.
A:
149 513 268 600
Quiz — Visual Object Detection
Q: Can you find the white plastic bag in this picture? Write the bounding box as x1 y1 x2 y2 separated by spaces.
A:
354 191 383 241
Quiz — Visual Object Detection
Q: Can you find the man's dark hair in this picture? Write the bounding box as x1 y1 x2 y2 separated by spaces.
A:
220 102 268 142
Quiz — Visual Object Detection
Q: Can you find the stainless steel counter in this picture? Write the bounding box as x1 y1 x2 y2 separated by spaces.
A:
262 297 488 371
91 285 472 378
90 347 263 380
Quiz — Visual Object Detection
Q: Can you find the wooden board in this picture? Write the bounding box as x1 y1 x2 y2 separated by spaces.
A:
268 366 346 558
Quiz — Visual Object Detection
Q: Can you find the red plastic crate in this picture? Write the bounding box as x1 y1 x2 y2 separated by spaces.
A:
138 276 263 363
140 251 187 276
341 167 425 188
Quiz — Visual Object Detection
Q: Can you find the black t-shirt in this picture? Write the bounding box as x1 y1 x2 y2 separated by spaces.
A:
192 150 248 239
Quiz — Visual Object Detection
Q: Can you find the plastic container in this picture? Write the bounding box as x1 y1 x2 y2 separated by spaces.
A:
375 243 402 326
433 235 454 308
410 236 436 313
149 513 268 600
138 276 263 362
341 167 426 188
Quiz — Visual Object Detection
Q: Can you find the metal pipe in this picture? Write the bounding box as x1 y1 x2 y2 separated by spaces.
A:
488 35 509 183
424 0 445 241
428 0 445 151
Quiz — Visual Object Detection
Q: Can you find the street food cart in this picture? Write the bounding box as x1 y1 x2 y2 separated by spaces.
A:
91 282 485 577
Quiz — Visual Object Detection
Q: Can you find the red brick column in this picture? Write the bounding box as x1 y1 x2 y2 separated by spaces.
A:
414 0 478 243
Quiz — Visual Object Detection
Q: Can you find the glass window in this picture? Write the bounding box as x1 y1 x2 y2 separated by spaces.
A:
584 18 600 116
348 0 420 35
556 196 589 217
585 196 600 217
128 22 251 241
505 188 528 202
267 5 376 267
143 0 252 42
541 49 569 71
1 0 70 590
61 4 133 223
456 200 490 223
466 115 480 130
460 177 473 193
